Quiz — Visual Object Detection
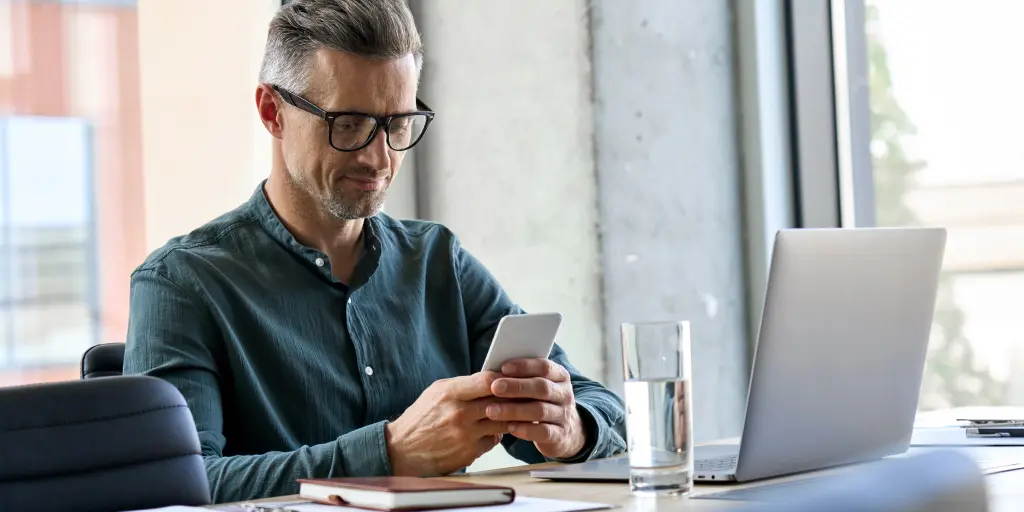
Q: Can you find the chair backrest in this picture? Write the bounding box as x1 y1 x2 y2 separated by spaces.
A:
80 342 125 379
0 375 211 512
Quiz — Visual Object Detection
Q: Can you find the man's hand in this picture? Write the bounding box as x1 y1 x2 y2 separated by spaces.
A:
485 359 587 460
385 373 507 476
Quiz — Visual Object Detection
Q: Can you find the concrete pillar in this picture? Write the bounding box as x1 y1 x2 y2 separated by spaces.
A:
383 151 418 220
412 0 605 380
590 0 749 441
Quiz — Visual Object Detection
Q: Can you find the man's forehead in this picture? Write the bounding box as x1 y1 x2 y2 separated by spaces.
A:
308 49 417 94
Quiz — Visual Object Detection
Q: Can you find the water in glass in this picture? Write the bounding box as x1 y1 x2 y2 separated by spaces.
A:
621 321 693 496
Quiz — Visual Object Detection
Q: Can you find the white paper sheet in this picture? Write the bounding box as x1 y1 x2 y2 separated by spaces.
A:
125 496 613 512
284 496 612 512
126 507 212 512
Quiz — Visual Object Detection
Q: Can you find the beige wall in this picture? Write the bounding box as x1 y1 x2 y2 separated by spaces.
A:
138 0 278 251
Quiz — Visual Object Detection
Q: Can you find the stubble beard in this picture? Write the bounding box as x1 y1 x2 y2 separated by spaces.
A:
287 167 388 221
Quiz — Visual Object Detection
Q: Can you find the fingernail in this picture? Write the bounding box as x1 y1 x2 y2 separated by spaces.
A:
494 381 508 393
487 405 500 417
508 423 516 433
502 363 515 374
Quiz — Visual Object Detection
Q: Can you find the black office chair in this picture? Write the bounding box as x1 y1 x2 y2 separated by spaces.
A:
0 375 211 512
80 342 125 379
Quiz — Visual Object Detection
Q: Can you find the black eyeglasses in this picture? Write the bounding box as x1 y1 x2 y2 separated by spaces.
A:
273 85 435 152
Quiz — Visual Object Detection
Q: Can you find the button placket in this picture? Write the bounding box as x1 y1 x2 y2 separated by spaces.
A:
345 291 375 384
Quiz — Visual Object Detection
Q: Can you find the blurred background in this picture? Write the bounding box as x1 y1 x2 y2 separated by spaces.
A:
1 0 1022 458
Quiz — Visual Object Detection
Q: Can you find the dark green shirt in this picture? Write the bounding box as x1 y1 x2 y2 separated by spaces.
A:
123 183 627 503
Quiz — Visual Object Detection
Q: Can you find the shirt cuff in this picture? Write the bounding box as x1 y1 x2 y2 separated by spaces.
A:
338 420 393 476
550 403 601 463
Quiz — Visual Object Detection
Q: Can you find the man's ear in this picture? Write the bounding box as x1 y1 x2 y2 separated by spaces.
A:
256 84 284 138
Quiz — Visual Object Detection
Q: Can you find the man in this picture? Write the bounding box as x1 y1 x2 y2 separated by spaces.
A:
124 0 626 503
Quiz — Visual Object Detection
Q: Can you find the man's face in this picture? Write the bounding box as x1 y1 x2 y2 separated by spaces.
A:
280 50 418 220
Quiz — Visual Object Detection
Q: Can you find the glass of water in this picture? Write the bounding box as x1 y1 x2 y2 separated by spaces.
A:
621 321 693 496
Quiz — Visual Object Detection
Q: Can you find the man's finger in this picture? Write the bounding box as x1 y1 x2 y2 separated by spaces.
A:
456 396 503 421
472 419 511 437
485 400 563 424
491 376 568 403
475 433 502 456
507 422 560 444
500 359 570 382
447 371 500 401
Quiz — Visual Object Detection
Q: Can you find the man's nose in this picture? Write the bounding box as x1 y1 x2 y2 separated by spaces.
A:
354 128 391 170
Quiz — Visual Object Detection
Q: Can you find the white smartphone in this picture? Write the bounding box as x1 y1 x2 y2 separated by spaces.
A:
480 312 563 373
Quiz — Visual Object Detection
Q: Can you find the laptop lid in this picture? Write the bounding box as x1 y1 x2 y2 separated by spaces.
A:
734 227 946 482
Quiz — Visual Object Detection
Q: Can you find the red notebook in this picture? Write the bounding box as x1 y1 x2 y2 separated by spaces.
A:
296 477 516 511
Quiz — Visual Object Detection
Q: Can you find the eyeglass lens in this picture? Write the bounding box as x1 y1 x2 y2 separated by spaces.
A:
331 114 429 151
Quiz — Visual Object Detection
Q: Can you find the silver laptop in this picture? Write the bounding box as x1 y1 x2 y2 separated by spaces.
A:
531 227 946 484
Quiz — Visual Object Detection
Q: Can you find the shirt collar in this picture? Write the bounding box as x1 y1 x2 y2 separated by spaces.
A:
248 180 382 287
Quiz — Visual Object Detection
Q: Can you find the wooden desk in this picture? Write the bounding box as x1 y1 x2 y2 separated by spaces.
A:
226 447 1024 511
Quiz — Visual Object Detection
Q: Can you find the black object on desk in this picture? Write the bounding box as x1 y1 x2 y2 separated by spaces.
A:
959 419 1024 438
968 427 1024 438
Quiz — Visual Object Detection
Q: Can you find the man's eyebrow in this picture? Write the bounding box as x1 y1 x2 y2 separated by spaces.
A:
326 102 429 116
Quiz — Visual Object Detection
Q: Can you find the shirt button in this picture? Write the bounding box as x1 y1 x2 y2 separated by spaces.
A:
347 297 353 305
315 257 325 267
365 366 374 376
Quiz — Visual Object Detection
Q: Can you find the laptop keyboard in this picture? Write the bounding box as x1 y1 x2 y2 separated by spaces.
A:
696 454 739 472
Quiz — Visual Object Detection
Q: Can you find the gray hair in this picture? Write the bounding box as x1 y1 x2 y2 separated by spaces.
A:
259 0 423 94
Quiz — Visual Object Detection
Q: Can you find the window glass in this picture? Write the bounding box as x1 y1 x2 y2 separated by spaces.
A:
0 1 142 386
867 0 1024 409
